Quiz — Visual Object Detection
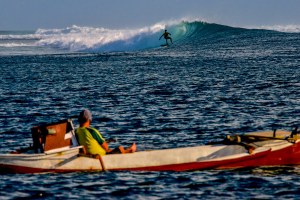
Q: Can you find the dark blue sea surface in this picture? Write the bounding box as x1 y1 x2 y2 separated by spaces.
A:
1 22 300 199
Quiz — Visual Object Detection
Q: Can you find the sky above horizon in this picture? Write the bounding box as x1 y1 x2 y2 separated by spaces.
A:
1 0 300 30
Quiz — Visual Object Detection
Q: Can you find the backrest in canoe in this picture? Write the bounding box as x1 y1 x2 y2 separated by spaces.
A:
31 119 78 153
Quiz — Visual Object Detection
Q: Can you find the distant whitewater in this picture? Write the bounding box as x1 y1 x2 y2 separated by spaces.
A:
34 21 194 52
1 20 300 55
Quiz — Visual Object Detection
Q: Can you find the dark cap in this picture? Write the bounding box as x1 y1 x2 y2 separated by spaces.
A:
78 109 92 123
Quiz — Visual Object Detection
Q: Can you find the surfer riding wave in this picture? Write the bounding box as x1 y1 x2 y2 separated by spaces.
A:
159 30 173 45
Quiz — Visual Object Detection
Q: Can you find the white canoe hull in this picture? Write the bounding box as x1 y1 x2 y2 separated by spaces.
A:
0 144 270 173
1 129 299 173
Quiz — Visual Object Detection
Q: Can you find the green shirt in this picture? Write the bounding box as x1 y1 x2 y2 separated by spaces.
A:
75 127 106 156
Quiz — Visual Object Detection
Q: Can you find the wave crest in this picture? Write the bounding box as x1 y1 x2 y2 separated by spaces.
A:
31 20 300 52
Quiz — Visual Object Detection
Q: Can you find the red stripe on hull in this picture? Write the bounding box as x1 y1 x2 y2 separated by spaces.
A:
0 164 53 174
218 142 300 169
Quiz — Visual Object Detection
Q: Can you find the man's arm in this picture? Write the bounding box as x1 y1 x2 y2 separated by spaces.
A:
101 141 110 152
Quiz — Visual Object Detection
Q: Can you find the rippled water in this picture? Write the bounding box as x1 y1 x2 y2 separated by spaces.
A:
1 168 300 199
1 27 300 199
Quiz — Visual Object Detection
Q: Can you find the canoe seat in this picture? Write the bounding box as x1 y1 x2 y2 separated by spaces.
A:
31 119 78 153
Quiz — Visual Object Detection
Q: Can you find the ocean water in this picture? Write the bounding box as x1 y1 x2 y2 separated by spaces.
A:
1 21 300 199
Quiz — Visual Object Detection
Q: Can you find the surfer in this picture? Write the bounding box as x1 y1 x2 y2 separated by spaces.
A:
75 109 137 156
159 30 173 45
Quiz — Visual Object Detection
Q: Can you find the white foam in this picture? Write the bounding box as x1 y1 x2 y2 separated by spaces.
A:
35 24 168 52
0 34 41 40
0 43 33 47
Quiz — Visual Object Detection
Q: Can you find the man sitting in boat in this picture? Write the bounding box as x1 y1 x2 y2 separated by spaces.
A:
75 109 136 156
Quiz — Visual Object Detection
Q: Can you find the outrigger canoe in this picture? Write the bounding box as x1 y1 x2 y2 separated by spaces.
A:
0 119 300 173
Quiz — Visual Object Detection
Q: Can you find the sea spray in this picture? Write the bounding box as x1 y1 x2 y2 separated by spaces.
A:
36 24 167 52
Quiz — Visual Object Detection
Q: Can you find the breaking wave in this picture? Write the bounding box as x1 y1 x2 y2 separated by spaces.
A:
1 20 300 53
35 22 183 52
34 21 233 52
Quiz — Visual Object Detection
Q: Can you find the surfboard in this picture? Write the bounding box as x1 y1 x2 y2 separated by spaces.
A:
160 44 169 47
